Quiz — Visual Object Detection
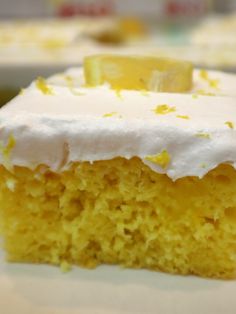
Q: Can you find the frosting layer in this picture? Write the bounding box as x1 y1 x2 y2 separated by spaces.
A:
0 68 236 180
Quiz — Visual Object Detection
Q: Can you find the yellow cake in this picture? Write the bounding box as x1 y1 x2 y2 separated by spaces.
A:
0 57 236 279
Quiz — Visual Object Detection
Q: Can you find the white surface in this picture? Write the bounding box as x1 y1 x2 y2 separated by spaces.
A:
0 250 236 314
1 68 236 180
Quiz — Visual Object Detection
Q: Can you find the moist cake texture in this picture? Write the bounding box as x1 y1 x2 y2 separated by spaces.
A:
0 66 236 278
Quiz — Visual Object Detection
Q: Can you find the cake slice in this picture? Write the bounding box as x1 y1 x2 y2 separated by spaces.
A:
0 56 236 279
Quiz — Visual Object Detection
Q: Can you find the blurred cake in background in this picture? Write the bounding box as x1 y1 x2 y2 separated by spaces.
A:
0 16 147 106
191 12 236 45
128 12 236 72
1 1 236 107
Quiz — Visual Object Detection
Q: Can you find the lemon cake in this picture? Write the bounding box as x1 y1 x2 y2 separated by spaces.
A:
0 56 236 279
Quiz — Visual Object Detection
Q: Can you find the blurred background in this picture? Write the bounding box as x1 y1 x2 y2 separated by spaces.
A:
0 0 236 105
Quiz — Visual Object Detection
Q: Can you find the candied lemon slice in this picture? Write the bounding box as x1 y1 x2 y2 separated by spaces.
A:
84 55 193 93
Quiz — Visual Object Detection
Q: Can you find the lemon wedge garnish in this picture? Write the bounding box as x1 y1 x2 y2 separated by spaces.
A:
84 55 193 93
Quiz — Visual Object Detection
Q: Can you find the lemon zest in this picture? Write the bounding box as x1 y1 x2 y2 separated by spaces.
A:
196 90 216 96
196 133 211 139
19 88 25 95
153 104 176 115
64 75 85 96
176 115 190 120
115 89 123 100
199 69 219 90
145 150 171 169
36 77 54 95
103 112 122 118
225 121 234 129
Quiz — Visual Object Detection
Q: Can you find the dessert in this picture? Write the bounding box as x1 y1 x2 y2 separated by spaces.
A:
0 56 236 279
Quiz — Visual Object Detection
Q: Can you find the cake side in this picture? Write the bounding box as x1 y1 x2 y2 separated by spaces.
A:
0 158 236 278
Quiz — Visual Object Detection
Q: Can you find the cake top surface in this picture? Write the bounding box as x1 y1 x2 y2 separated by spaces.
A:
0 66 236 180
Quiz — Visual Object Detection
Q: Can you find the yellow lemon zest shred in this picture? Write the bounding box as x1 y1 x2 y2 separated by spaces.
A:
209 79 219 89
153 104 176 115
103 112 120 118
196 133 211 139
64 75 85 96
115 89 123 99
196 89 216 96
140 90 149 97
225 121 234 129
36 77 54 95
145 150 171 169
199 69 219 90
176 115 190 120
19 88 25 95
199 69 209 80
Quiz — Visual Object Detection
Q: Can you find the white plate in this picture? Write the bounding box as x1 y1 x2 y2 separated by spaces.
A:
0 250 236 314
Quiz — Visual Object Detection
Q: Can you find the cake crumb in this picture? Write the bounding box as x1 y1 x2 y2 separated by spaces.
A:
6 178 16 192
60 260 72 273
1 158 236 279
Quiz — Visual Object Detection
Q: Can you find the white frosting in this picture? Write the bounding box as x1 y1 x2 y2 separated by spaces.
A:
0 68 236 180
